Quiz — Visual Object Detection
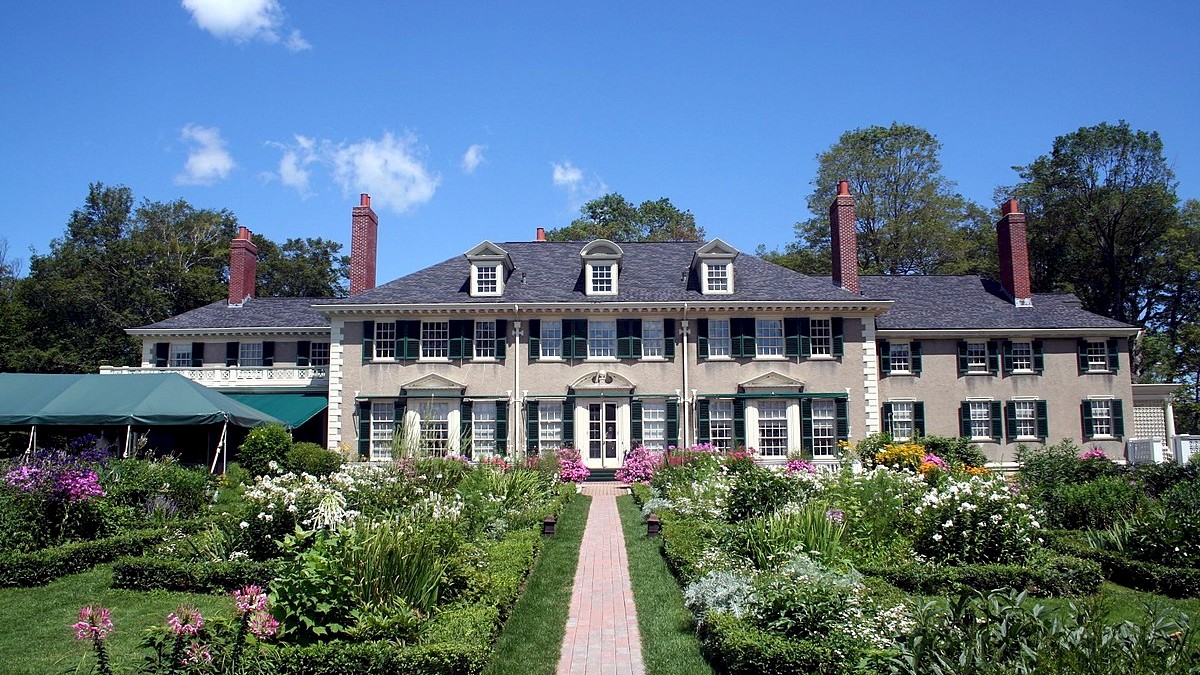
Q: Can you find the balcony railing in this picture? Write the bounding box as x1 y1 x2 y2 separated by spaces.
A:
98 365 328 389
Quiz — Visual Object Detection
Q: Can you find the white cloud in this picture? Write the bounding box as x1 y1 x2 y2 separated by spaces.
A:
270 135 317 195
551 160 607 210
181 0 310 51
332 132 439 214
176 124 235 185
552 161 583 187
462 144 486 174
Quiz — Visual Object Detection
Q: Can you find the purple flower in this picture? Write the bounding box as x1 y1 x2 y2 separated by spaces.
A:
182 643 213 666
615 446 661 484
1078 447 1108 461
247 610 279 638
167 604 204 636
71 605 113 641
826 508 846 523
557 448 591 483
233 585 268 614
785 459 818 475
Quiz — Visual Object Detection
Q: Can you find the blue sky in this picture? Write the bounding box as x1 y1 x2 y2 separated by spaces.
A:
1 1 1198 284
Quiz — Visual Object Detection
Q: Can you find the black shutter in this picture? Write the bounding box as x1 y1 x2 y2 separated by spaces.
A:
733 398 746 447
526 401 540 454
990 400 1003 441
1002 340 1014 375
191 342 205 368
696 399 711 443
801 398 814 451
617 319 637 359
226 341 239 367
1077 339 1089 374
262 341 275 367
448 320 471 360
666 398 679 448
799 317 812 358
1107 338 1120 373
358 400 371 459
663 319 676 359
878 340 891 376
911 342 923 375
630 400 643 445
1005 401 1017 442
987 340 1000 375
914 402 926 437
362 320 375 364
738 318 756 358
1035 400 1049 440
1081 401 1094 439
496 401 508 455
394 399 407 456
1032 340 1045 374
882 402 894 436
400 321 421 361
562 396 575 446
957 341 969 376
959 403 971 438
832 317 844 357
696 318 709 358
460 400 474 454
154 342 169 368
835 397 849 441
495 320 507 360
296 340 310 367
565 320 587 360
1113 399 1125 438
528 319 540 361
785 318 802 357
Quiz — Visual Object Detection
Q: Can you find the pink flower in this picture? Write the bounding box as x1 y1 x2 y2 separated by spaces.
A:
557 448 591 483
248 610 280 639
923 454 949 470
166 604 204 636
71 605 113 641
1078 447 1108 461
615 446 661 484
785 459 818 475
232 585 268 614
183 643 213 666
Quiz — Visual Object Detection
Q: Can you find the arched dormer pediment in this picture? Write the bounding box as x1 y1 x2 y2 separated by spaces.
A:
580 239 623 296
579 239 624 260
569 369 635 393
464 241 512 297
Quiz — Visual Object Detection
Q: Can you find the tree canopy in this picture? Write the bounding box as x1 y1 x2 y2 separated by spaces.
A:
544 193 704 242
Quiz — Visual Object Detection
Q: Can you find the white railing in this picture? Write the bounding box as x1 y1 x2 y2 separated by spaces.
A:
99 365 328 389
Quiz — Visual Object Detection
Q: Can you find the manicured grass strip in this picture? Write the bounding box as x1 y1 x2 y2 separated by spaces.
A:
484 494 592 675
618 495 715 675
0 564 229 675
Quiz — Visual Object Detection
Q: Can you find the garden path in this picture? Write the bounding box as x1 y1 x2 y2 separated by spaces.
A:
557 482 645 675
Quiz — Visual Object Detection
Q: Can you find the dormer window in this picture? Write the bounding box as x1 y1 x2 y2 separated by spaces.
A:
464 241 512 297
693 238 738 295
580 239 623 297
705 262 730 292
591 263 614 293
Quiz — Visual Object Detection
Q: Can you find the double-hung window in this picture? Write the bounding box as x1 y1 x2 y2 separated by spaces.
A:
591 264 614 294
1090 400 1113 437
1013 400 1037 439
969 401 992 439
641 401 667 451
1010 341 1033 372
811 399 836 457
474 320 496 359
890 401 914 441
809 318 833 356
374 322 397 360
708 319 731 357
239 342 263 367
170 344 192 368
1086 341 1109 371
540 320 562 359
538 402 563 453
421 321 449 360
418 402 451 454
966 342 989 373
758 400 788 457
472 401 497 456
589 319 617 358
755 319 784 357
706 263 730 292
370 401 395 461
475 265 498 295
889 343 911 374
641 320 664 358
709 401 734 451
309 342 330 366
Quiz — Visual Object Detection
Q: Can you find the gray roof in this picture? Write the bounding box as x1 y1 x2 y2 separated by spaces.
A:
133 297 332 331
859 276 1134 331
339 241 872 305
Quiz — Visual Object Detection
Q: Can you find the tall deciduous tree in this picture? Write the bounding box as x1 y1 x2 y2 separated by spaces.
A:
254 236 350 297
545 193 704 242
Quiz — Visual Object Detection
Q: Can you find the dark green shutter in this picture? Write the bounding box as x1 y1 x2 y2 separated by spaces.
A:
565 320 587 360
362 320 375 364
835 397 849 441
1107 338 1120 373
987 341 1000 375
801 399 814 452
911 342 923 375
799 317 812 357
495 320 507 360
448 320 471 359
1077 339 1089 374
1081 401 1094 439
460 400 474 453
734 318 756 358
562 396 575 446
528 319 541 361
1032 341 1045 374
957 341 969 376
990 400 1002 441
617 319 638 359
959 403 971 437
358 401 371 459
696 399 711 443
663 319 676 359
496 402 508 455
882 402 894 435
191 342 205 368
526 401 540 454
262 341 275 367
400 321 421 361
1005 401 1017 442
1113 399 1125 438
733 398 746 447
878 340 891 376
914 402 926 437
630 400 643 445
394 399 407 455
226 341 239 367
785 318 802 357
154 342 169 368
1036 400 1049 440
696 318 709 358
1002 341 1014 375
666 398 679 448
296 340 310 367
832 317 844 357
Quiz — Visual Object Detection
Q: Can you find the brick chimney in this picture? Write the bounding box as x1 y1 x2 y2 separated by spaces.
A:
536 227 546 241
829 180 859 293
997 199 1032 307
350 193 378 296
228 226 257 306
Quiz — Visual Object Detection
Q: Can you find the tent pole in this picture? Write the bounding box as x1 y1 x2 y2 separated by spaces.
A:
25 425 35 457
125 425 132 458
211 421 227 474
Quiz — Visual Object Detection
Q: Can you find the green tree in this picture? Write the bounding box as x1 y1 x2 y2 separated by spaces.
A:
254 236 349 297
769 123 990 276
545 193 704 241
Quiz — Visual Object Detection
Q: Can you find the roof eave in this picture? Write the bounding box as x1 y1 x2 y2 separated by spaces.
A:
315 299 895 315
875 326 1140 339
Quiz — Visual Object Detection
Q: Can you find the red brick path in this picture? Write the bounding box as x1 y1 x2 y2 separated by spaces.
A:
557 483 645 675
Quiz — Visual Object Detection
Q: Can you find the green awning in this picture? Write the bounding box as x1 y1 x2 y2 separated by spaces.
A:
227 393 328 428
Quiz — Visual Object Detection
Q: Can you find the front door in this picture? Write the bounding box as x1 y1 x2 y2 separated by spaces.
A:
586 402 619 469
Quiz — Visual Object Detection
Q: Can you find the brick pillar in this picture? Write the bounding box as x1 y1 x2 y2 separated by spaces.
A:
350 194 378 296
998 199 1032 307
829 180 859 294
228 226 257 306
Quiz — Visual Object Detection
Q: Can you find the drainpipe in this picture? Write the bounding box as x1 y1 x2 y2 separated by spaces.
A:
681 305 691 448
513 311 522 459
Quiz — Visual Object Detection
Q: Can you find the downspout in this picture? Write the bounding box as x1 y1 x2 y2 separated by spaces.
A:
513 305 522 460
681 303 690 448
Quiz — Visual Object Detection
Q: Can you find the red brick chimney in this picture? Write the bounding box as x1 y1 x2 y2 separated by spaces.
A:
228 226 257 306
350 193 378 296
536 227 546 241
997 199 1032 307
829 180 859 293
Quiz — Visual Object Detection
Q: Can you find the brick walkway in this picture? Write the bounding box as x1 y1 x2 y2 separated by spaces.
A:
557 482 645 675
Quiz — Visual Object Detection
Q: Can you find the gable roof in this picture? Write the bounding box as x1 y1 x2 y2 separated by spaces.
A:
129 297 332 333
859 276 1135 332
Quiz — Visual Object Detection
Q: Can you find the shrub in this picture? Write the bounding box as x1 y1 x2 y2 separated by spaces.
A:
556 448 590 483
698 610 849 675
820 465 928 559
1045 475 1144 530
111 556 277 593
733 503 845 569
102 458 213 517
913 475 1041 565
0 528 167 587
1132 461 1200 499
918 435 986 468
725 465 800 521
284 442 343 477
615 445 660 484
238 424 293 476
860 551 1102 597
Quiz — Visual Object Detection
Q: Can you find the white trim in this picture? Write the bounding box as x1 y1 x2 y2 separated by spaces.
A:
127 327 330 337
876 327 1139 338
327 319 345 451
316 301 894 314
862 318 880 434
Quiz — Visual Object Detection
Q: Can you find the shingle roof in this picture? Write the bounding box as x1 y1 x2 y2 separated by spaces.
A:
338 241 873 304
859 276 1134 331
132 297 332 331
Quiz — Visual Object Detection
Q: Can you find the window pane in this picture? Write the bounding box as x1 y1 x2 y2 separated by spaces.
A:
709 400 733 451
474 320 496 359
1087 341 1108 370
418 402 450 455
967 342 988 372
309 342 330 366
170 344 192 368
421 321 449 359
370 402 395 462
473 401 496 456
642 320 664 357
239 342 263 367
540 320 562 358
1015 400 1036 438
890 401 914 441
758 400 788 456
706 263 729 292
476 265 498 294
890 343 911 373
591 264 613 293
589 319 616 358
641 401 666 451
810 318 832 356
375 322 397 359
1091 400 1112 436
538 401 563 453
708 319 731 357
755 319 784 357
1011 341 1033 371
812 399 835 457
969 401 992 438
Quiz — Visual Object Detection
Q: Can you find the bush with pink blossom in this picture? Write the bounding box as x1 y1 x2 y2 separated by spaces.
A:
557 448 591 483
616 445 661 484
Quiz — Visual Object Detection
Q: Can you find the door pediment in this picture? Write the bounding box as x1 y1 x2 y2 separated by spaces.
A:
738 370 804 394
401 373 467 394
570 369 635 393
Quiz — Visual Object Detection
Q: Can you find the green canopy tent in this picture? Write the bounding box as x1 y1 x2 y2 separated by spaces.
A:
0 373 284 471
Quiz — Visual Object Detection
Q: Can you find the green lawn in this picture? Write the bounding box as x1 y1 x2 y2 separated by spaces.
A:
617 495 715 675
0 565 230 675
484 494 592 675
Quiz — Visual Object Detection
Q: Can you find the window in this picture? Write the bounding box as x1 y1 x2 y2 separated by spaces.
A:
1013 400 1037 439
475 265 498 295
708 319 731 357
589 319 616 358
1087 340 1108 371
239 342 263 367
1011 341 1033 372
370 401 395 461
309 342 330 366
967 342 989 373
170 344 192 368
474 320 496 359
642 320 664 358
889 343 911 374
472 401 497 456
811 399 836 457
969 401 992 439
757 400 788 457
538 402 563 453
890 401 914 441
756 319 784 357
374 322 397 360
421 321 449 359
706 263 730 293
642 401 667 451
810 318 832 356
1090 400 1113 437
709 401 734 451
418 402 451 454
591 263 614 294
540 320 562 359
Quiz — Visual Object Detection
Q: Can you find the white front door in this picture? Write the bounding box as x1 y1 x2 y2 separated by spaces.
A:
585 401 620 469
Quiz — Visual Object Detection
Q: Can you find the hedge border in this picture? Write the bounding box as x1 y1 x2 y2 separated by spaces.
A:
857 553 1103 597
1044 532 1200 599
0 528 167 587
112 556 279 593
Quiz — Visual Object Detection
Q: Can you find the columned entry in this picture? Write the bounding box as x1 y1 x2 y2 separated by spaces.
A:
586 401 619 468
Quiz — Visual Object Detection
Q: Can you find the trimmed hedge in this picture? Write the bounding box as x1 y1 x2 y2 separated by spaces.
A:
0 528 167 587
1045 533 1200 599
629 483 653 509
697 611 840 675
858 553 1103 597
112 556 278 593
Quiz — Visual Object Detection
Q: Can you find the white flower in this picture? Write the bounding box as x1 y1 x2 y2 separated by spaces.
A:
932 533 943 541
942 520 954 529
239 521 249 529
